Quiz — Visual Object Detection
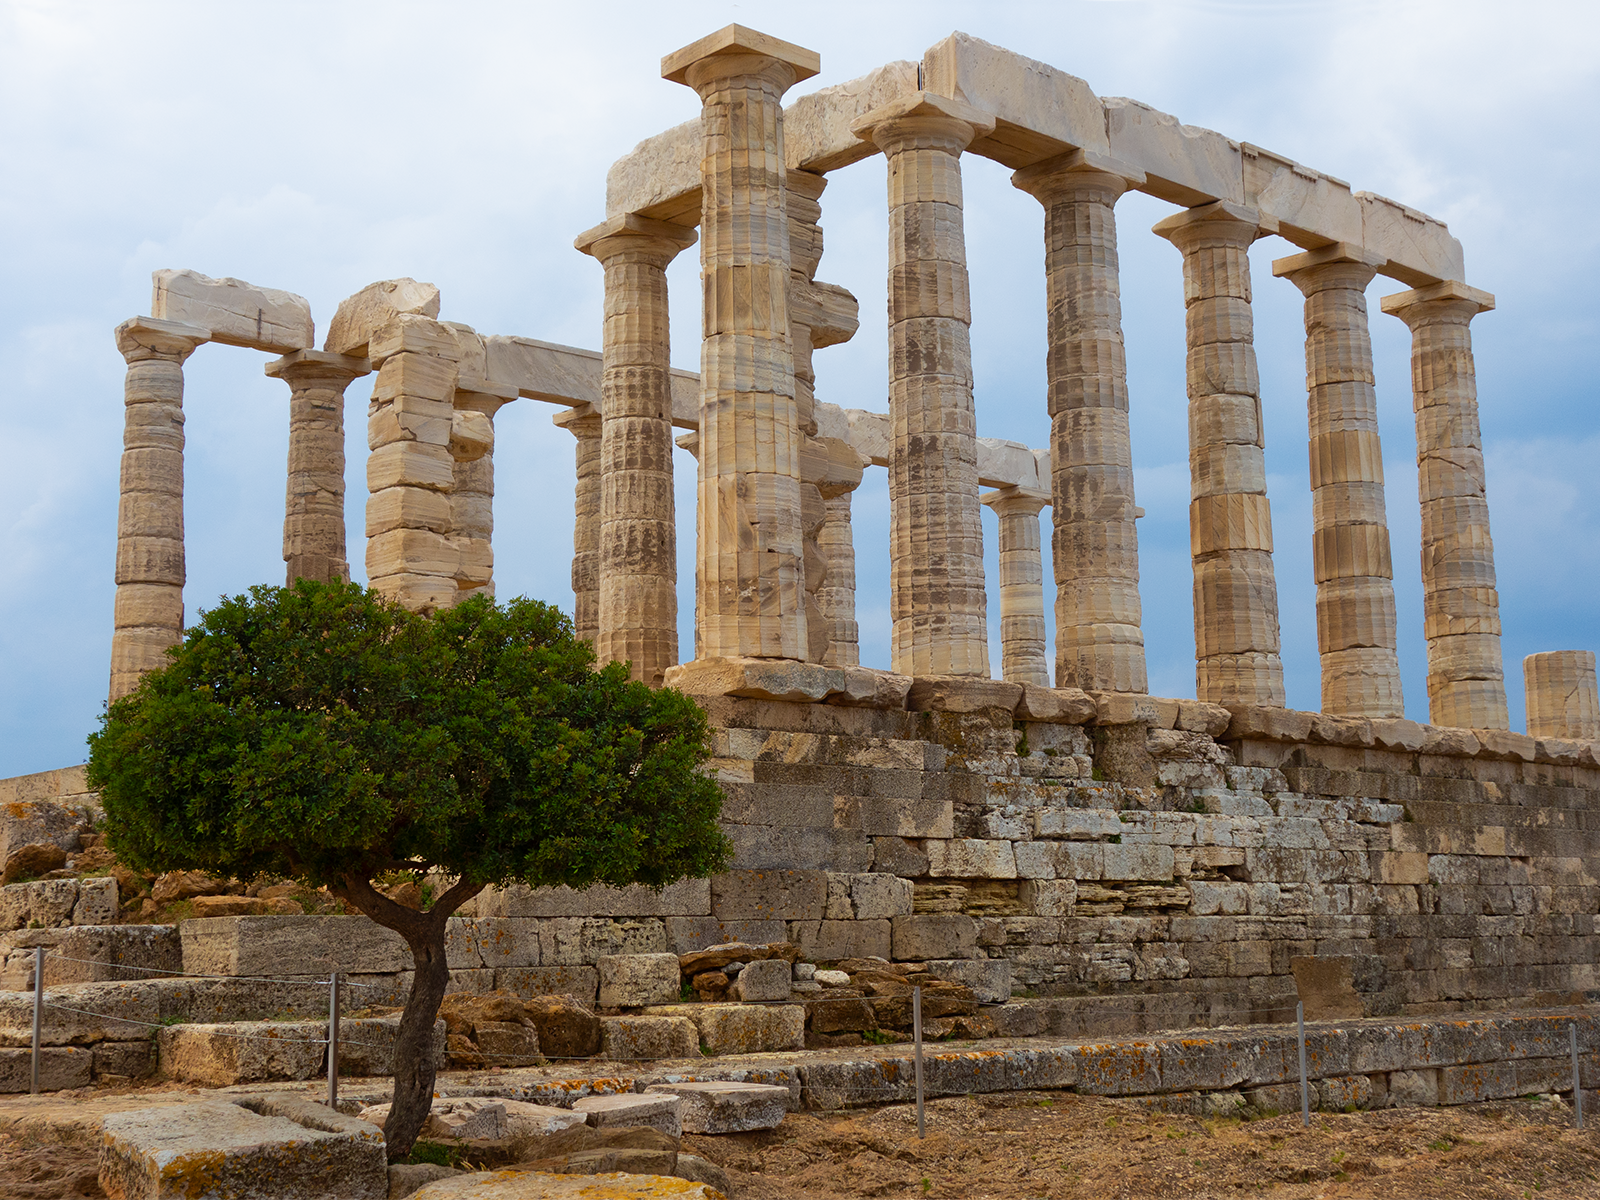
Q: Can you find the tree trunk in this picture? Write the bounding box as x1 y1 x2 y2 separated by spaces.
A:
332 874 483 1162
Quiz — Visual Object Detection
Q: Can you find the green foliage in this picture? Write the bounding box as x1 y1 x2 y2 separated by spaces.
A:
862 1029 896 1045
405 1141 466 1168
87 581 731 899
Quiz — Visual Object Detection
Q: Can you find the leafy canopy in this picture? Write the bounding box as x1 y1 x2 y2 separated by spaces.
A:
87 581 730 893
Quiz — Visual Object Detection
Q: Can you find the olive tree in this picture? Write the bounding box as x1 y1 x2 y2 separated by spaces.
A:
87 581 730 1158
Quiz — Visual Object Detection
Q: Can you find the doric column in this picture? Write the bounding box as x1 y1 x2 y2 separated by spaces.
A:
664 27 819 661
981 487 1051 687
1012 151 1147 694
448 380 512 602
1380 281 1508 729
1153 202 1286 707
265 350 369 587
576 215 696 684
1524 651 1600 741
817 492 859 667
853 92 997 678
110 317 206 703
1274 246 1404 718
364 315 461 612
554 406 603 647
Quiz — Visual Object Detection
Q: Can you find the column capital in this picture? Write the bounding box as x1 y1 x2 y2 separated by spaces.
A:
851 91 996 155
981 486 1051 517
115 315 208 362
662 24 818 92
1151 199 1266 249
1271 242 1386 294
1012 148 1146 204
264 348 371 384
574 212 697 265
1379 279 1495 324
552 403 602 435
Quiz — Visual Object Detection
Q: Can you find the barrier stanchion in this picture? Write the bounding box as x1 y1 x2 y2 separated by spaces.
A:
30 947 44 1100
1571 1022 1584 1130
913 986 925 1139
327 971 342 1110
1297 1001 1309 1127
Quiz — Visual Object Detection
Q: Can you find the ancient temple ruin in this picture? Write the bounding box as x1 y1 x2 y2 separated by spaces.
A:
89 27 1600 1028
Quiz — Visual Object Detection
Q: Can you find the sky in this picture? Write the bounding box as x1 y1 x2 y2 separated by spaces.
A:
2 0 1596 778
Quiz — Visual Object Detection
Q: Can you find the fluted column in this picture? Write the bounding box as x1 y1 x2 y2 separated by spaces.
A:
665 27 818 661
1381 281 1508 729
265 350 368 587
817 492 859 667
853 92 997 678
1525 652 1600 741
1013 151 1147 693
110 317 206 702
1153 202 1286 707
981 487 1051 687
554 406 603 647
1274 246 1404 717
576 214 696 684
448 380 512 602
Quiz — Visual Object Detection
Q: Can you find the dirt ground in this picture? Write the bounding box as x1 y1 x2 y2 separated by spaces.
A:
6 1090 1600 1199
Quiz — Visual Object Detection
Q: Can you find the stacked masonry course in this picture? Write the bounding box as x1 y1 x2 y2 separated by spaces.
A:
40 24 1593 1100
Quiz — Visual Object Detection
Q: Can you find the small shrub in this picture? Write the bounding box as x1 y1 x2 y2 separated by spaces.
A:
1108 834 1121 844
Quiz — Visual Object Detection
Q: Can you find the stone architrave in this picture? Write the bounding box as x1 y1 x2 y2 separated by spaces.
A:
110 317 208 703
1380 281 1509 730
576 214 697 685
664 26 820 662
853 92 997 678
1274 245 1404 718
1153 201 1286 707
1524 651 1600 741
1012 150 1148 694
364 314 461 612
981 487 1051 687
264 351 370 587
554 406 604 647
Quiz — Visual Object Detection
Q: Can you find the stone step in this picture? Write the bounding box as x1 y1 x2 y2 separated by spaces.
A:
572 1091 682 1137
644 1080 789 1132
158 1016 446 1087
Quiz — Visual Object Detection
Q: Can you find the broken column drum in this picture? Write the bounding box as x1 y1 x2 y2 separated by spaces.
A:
1013 153 1147 694
666 30 819 662
1524 651 1600 741
855 93 996 679
1155 203 1286 708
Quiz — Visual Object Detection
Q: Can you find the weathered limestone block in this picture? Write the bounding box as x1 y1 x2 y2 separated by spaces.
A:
854 91 995 678
1154 202 1285 707
891 914 978 961
181 915 408 978
599 1015 698 1060
409 1171 723 1199
787 918 891 962
597 953 682 1008
99 1097 387 1200
711 870 827 921
1357 192 1465 286
730 957 791 1001
93 1040 156 1081
666 27 818 661
325 278 441 357
644 1081 789 1133
1103 97 1243 207
151 268 313 354
1242 144 1363 249
494 966 600 1006
574 1091 683 1137
927 839 1018 879
906 676 1023 714
923 958 1013 1003
1012 150 1147 694
158 1017 443 1086
643 1002 805 1055
480 880 710 920
541 919 669 967
1524 651 1600 741
850 874 914 920
26 925 179 986
0 1045 91 1093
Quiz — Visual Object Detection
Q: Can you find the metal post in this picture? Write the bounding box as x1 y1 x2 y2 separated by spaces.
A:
1572 1022 1584 1130
1298 1001 1310 1126
327 972 341 1109
29 947 43 1100
913 985 925 1139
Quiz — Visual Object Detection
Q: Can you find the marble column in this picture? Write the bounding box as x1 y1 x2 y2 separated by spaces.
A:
1381 281 1508 729
265 350 368 587
981 487 1051 687
576 214 696 684
1275 246 1404 718
853 92 997 678
1524 651 1600 741
665 27 818 661
817 492 860 667
1013 151 1147 694
554 406 603 648
364 316 461 612
110 317 206 703
448 381 513 602
1153 202 1286 707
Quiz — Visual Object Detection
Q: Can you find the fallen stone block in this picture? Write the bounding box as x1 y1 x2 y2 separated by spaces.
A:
99 1096 387 1200
600 1016 698 1061
730 957 790 1001
407 1169 724 1198
390 1163 462 1199
645 1080 788 1133
0 1044 92 1093
573 1092 682 1137
597 953 681 1008
922 959 1012 1004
